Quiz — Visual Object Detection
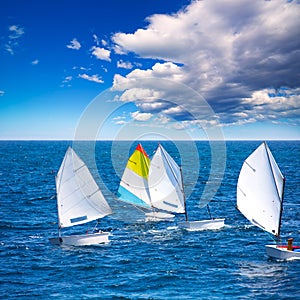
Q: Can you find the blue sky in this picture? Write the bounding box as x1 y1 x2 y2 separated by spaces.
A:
1 0 299 140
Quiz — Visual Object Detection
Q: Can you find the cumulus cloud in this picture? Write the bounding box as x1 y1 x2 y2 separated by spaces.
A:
91 46 111 61
112 64 216 125
0 90 5 96
78 73 103 83
236 88 300 125
112 0 300 128
31 59 39 65
118 87 163 103
67 38 81 50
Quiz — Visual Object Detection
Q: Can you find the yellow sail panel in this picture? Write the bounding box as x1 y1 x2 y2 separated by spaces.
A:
126 144 150 178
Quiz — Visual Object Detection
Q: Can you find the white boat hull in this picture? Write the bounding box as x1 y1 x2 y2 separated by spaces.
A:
178 218 225 231
265 244 300 260
145 211 175 222
49 232 110 246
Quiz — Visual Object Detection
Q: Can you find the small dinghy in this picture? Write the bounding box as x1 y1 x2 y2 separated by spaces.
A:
117 143 186 222
49 147 113 246
237 141 300 260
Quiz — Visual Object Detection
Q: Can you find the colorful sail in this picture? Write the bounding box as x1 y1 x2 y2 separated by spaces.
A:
56 147 113 228
148 144 185 214
237 142 285 237
117 143 151 208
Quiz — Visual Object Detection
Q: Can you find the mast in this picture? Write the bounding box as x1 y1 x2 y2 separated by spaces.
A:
207 204 212 219
55 173 62 239
277 176 286 239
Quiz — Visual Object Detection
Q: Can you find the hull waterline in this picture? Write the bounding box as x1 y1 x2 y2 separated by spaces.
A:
178 218 225 231
49 232 110 246
265 244 300 260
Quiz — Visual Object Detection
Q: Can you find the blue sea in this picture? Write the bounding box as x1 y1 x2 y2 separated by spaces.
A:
1 140 299 299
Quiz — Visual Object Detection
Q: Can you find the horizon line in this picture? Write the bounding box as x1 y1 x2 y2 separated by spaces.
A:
0 139 299 142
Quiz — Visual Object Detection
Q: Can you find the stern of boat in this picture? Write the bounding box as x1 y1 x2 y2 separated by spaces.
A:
265 244 300 260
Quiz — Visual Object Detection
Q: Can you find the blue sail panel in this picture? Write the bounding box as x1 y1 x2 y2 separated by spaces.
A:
117 185 151 208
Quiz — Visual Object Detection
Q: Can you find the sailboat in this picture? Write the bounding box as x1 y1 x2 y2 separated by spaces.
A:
117 143 225 228
117 143 175 221
237 141 300 260
151 144 225 229
146 143 185 221
49 147 113 246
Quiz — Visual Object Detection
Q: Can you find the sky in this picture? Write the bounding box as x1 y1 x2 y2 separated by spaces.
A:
1 0 300 141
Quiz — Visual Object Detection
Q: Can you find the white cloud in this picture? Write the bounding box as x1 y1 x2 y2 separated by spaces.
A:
8 25 24 39
242 88 300 121
63 76 72 83
117 60 133 69
115 120 127 125
72 66 91 71
78 73 103 83
67 38 81 50
113 62 186 93
119 87 163 103
138 102 168 112
111 0 300 128
154 114 170 124
131 111 152 121
0 90 5 96
91 46 111 61
93 34 100 46
5 45 14 55
163 105 184 115
31 59 39 65
113 116 127 125
5 25 25 55
60 76 73 87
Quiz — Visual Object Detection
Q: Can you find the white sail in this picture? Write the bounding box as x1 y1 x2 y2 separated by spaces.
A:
237 142 284 236
56 147 112 228
148 144 185 214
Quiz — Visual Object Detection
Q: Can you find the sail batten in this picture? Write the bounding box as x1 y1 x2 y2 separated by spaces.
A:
237 142 285 237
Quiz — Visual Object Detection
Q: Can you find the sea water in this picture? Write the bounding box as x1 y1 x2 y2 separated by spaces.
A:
0 140 299 299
